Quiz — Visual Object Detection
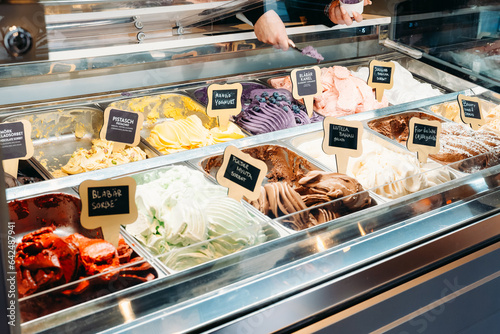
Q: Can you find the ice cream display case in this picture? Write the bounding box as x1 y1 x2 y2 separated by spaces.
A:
2 1 500 333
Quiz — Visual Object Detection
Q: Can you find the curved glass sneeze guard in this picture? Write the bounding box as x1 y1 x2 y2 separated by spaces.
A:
392 1 500 92
16 152 500 333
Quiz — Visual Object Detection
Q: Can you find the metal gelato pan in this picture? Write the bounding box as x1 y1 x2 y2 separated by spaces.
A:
103 92 247 155
121 163 283 274
285 129 461 202
193 143 377 232
4 107 156 179
8 191 163 323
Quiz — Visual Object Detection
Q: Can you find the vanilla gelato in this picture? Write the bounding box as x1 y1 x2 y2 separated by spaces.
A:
352 61 442 105
294 134 454 199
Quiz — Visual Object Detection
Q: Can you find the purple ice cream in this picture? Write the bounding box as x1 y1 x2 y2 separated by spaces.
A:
341 0 363 4
233 89 323 135
194 82 267 105
301 46 324 63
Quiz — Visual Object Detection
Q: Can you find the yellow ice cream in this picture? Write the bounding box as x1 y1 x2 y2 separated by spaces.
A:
109 94 215 128
480 104 500 135
57 139 147 176
430 102 461 123
147 115 245 155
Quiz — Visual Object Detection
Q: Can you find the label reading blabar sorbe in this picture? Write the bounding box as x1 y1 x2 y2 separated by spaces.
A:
88 185 130 217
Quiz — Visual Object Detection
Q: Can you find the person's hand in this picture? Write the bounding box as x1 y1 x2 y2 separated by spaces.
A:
328 0 372 26
254 10 290 50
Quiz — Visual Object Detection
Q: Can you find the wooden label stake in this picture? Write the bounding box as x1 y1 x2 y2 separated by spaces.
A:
0 120 34 178
101 108 144 152
291 66 322 117
322 117 363 174
207 83 243 131
79 177 138 247
216 145 267 201
457 94 485 130
406 118 441 163
367 60 395 102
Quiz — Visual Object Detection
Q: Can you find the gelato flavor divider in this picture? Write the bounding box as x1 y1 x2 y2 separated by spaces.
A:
79 177 138 248
406 118 442 164
457 94 485 130
322 118 363 174
216 145 267 201
367 60 395 103
291 66 322 117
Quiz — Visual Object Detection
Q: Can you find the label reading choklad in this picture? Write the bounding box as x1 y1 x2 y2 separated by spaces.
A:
457 94 485 130
406 118 441 163
291 66 322 117
0 120 34 177
367 60 395 102
322 117 363 174
80 177 138 247
216 145 267 201
207 83 243 131
101 108 144 151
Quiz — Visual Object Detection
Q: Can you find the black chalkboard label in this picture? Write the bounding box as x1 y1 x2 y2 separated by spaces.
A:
328 124 358 150
223 154 260 192
295 69 318 96
105 109 139 144
372 65 392 84
0 122 27 160
88 185 130 217
211 89 238 110
412 123 438 147
460 99 481 119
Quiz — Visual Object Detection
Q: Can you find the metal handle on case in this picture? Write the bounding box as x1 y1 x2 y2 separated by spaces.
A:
382 39 423 59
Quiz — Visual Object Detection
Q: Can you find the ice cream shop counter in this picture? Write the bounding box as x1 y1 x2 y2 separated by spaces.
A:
1 1 500 333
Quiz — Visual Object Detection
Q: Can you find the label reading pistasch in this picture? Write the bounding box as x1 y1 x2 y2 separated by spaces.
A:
105 109 139 144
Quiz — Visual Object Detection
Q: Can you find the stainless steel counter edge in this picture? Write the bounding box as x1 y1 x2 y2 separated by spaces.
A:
96 179 500 334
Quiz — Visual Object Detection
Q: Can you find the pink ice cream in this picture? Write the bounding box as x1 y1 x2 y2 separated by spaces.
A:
269 66 388 117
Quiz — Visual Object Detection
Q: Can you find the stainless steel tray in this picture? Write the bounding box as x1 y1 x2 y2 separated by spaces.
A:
103 91 248 155
8 191 164 324
4 107 157 179
121 162 284 274
190 142 379 231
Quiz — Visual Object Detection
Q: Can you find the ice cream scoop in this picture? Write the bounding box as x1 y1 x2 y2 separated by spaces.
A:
288 41 324 63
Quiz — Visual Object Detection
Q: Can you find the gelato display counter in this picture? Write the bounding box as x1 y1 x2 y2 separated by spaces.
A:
1 1 500 333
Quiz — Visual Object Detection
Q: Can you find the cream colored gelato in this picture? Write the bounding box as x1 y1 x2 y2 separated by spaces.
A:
295 135 454 199
352 61 442 105
55 139 147 177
